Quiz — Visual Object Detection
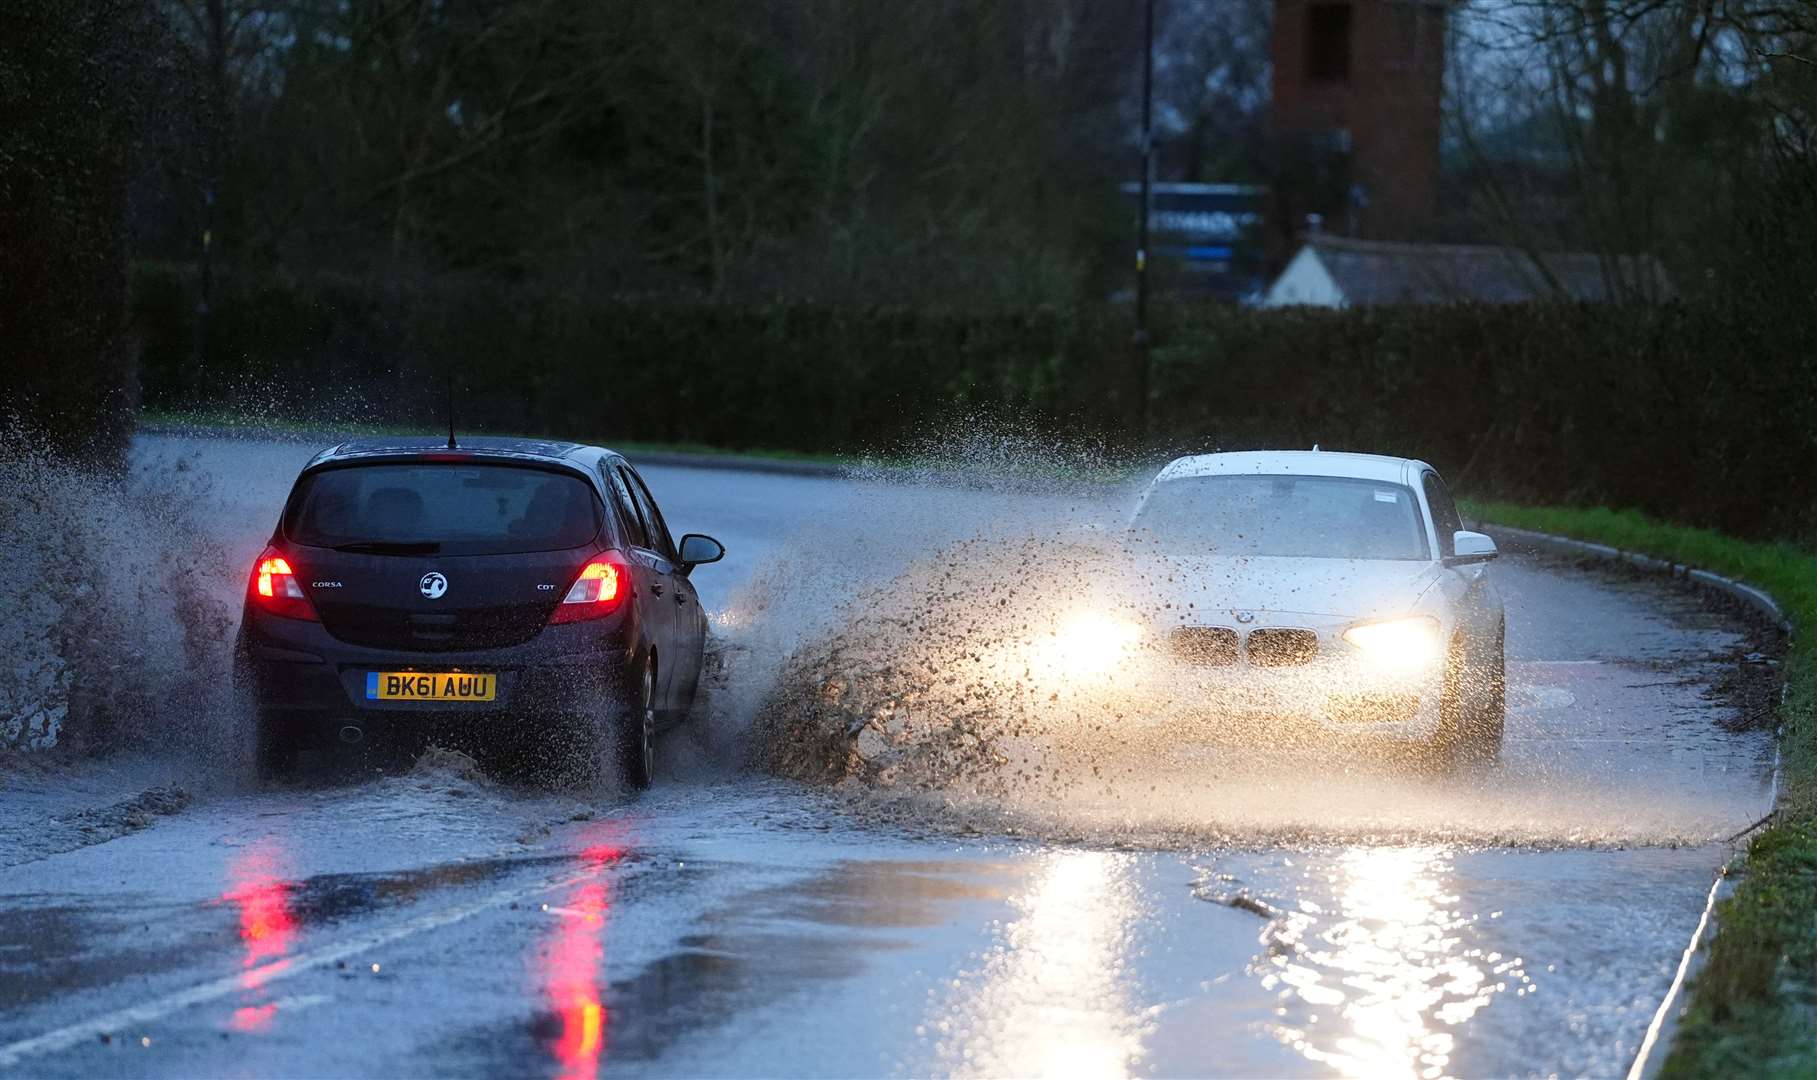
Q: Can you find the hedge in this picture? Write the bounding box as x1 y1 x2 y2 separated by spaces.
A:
131 263 1817 544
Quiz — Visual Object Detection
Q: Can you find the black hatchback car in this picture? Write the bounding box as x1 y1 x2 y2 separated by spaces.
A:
233 437 724 787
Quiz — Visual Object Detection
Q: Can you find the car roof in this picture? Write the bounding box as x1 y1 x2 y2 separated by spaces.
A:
302 435 622 474
1152 450 1430 486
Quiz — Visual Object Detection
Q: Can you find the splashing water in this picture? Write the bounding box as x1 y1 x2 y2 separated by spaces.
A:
713 420 1769 851
0 426 240 762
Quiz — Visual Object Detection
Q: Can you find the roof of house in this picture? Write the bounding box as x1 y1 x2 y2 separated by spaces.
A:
1288 236 1675 305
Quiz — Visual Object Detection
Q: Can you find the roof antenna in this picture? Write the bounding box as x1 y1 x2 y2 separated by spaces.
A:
445 372 458 449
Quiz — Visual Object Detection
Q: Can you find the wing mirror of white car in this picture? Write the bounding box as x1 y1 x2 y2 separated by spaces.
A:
678 533 726 573
1447 530 1499 566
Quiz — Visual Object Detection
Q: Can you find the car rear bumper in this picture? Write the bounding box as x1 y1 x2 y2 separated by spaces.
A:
235 608 637 730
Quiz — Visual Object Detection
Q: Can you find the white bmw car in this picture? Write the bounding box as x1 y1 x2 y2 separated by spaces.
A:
1101 450 1506 764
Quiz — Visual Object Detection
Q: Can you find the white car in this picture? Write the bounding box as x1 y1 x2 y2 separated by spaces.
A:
1106 450 1506 764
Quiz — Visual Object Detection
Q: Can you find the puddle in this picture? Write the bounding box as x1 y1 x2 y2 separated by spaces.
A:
0 900 223 1013
440 859 1020 1078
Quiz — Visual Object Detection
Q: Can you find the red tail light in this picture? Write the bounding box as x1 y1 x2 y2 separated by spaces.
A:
248 546 319 621
549 558 625 624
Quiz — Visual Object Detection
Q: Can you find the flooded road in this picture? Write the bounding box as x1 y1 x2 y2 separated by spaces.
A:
0 435 1778 1078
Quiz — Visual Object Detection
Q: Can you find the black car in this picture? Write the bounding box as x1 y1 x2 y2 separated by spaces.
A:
233 436 724 787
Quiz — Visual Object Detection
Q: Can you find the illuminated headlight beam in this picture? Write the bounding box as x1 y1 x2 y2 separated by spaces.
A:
1038 612 1146 680
1342 615 1442 673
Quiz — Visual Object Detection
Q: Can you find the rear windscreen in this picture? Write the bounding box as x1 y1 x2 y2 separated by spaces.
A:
285 464 600 555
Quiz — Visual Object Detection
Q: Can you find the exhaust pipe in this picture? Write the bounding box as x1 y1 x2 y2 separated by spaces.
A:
338 724 365 745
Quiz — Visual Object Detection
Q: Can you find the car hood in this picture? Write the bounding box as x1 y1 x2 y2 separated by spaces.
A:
1116 553 1443 623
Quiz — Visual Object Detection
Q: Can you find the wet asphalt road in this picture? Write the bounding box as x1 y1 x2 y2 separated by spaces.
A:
0 435 1779 1078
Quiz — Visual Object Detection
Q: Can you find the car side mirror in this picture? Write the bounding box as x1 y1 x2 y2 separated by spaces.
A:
677 533 725 573
1446 530 1498 566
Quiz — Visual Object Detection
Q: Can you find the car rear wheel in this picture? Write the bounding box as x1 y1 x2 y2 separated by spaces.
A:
615 657 656 790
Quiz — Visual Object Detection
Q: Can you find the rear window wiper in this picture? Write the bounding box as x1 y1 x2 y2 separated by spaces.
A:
330 541 442 555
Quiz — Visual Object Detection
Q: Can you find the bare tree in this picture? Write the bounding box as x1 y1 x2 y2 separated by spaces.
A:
1449 0 1815 299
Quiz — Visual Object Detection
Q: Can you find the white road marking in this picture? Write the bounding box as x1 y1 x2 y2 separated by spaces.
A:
0 864 600 1069
219 993 334 1028
1512 659 1609 666
1512 687 1579 709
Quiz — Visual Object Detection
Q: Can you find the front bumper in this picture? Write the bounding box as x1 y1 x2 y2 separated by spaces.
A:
235 608 636 730
1159 654 1443 739
1055 648 1446 743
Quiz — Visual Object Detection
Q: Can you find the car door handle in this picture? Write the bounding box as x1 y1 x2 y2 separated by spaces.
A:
649 582 665 597
675 590 689 606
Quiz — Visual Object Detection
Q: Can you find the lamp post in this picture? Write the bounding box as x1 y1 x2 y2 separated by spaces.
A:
1134 0 1156 437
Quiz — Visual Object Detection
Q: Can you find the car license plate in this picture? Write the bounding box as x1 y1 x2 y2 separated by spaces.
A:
365 671 496 702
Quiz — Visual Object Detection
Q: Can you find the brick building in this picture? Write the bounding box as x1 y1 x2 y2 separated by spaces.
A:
1269 0 1450 251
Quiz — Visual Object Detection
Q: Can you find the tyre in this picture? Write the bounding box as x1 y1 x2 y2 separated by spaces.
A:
615 655 656 790
1433 629 1504 768
1426 638 1470 770
1463 625 1508 764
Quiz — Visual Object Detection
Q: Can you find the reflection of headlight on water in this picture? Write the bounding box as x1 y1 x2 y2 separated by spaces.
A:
1032 612 1145 680
1342 615 1442 674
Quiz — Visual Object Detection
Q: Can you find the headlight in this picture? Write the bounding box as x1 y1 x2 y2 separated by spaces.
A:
1042 612 1145 679
1342 615 1442 671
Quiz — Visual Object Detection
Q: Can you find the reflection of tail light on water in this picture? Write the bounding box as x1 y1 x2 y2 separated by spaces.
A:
547 883 608 1080
542 842 623 1080
221 844 298 1033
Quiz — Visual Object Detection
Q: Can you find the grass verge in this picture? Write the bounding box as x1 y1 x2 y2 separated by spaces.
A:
1464 500 1817 1076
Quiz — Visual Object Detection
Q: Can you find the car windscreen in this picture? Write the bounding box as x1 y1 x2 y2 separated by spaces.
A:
284 463 600 555
1130 474 1430 560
